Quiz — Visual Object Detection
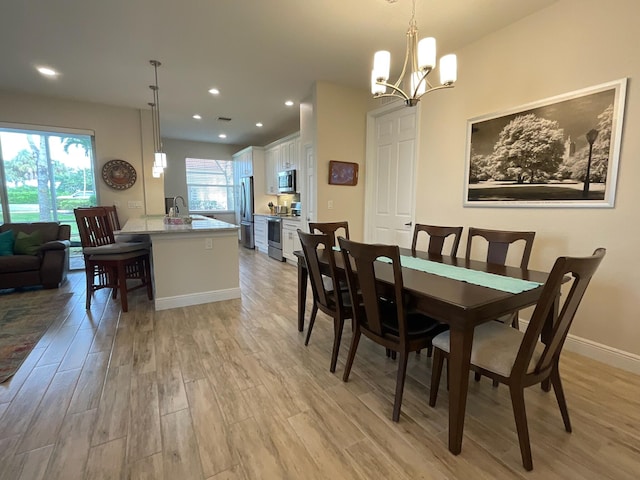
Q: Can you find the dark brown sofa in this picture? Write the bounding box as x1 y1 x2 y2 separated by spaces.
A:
0 222 71 289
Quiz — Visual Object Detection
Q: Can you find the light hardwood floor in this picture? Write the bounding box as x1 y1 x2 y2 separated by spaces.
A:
1 248 639 479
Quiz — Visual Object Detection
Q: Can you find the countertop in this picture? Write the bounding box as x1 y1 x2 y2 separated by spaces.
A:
120 215 238 234
254 213 302 221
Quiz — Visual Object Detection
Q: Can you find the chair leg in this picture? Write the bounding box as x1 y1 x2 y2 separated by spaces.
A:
426 345 433 358
117 264 129 313
474 372 481 382
550 362 572 432
342 328 361 382
392 349 410 422
304 303 318 346
84 263 93 310
492 379 499 388
509 384 533 471
386 348 391 358
429 348 444 407
329 317 345 373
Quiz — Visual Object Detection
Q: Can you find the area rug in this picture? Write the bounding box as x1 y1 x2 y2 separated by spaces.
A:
0 292 73 383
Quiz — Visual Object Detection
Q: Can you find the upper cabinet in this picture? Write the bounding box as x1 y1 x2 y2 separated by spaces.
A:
264 132 300 195
233 146 256 178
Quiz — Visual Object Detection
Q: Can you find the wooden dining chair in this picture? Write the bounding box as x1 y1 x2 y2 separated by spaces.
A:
309 221 349 247
338 237 449 422
411 224 463 256
74 207 153 312
429 248 606 470
297 229 353 373
466 227 536 329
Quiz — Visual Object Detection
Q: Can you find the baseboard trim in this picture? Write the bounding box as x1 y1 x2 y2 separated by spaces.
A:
154 287 241 311
519 319 640 375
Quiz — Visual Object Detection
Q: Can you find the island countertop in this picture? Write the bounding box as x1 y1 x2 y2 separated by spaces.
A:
120 215 238 235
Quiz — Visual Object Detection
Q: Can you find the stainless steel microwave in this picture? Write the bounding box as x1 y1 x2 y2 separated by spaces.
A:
278 169 296 194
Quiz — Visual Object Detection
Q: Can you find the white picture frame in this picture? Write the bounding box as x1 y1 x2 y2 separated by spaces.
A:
464 78 627 208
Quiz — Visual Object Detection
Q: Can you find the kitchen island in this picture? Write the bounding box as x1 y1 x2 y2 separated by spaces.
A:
120 215 240 310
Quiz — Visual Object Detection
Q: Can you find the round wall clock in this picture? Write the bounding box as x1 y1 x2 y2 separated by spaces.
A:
102 159 137 190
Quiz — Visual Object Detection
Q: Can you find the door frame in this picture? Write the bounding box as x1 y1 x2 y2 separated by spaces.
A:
363 101 421 243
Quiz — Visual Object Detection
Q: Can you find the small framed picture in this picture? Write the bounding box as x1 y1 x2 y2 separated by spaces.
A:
328 161 359 186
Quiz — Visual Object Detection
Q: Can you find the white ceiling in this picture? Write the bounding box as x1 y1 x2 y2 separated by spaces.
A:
0 0 557 147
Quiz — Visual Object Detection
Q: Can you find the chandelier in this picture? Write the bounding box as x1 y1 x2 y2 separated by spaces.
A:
371 0 457 106
149 60 167 178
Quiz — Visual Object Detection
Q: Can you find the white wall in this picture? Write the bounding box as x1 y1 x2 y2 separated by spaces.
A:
315 82 370 240
0 90 164 223
415 0 640 359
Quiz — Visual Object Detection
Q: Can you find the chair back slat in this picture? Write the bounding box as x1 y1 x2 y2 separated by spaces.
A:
102 205 121 231
512 248 606 377
466 227 535 269
74 207 116 248
338 237 407 339
309 222 349 247
412 224 463 256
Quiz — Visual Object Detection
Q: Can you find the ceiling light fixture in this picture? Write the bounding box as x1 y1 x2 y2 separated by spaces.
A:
37 66 58 77
149 60 167 178
193 114 202 120
218 134 227 139
371 0 457 107
208 88 220 95
256 122 263 128
285 100 294 107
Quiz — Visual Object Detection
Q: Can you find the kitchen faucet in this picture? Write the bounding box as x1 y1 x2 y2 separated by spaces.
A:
173 195 186 215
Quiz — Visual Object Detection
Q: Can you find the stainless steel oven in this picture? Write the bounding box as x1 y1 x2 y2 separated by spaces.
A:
267 216 284 261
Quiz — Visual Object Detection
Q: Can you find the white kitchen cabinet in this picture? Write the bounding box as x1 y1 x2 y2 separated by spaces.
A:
264 144 280 195
282 218 302 262
263 132 300 192
254 215 268 253
233 147 255 177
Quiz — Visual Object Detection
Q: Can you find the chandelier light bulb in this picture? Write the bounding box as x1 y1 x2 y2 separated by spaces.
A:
439 54 457 85
371 70 386 94
373 51 391 81
417 37 436 70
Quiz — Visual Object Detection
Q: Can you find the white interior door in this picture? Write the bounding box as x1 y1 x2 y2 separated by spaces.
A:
365 104 418 247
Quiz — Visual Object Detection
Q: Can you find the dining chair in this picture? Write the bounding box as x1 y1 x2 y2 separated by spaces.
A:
466 227 536 328
297 229 353 373
411 224 463 257
74 207 153 312
309 221 349 247
429 248 606 471
338 237 449 422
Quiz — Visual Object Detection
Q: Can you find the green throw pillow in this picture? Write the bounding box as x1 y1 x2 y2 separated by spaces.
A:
14 230 43 256
0 230 14 256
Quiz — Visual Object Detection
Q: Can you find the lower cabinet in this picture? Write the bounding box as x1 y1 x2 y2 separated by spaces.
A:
254 215 268 253
282 219 302 262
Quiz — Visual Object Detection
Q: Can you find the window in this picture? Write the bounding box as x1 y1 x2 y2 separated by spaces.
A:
185 157 234 212
0 125 96 226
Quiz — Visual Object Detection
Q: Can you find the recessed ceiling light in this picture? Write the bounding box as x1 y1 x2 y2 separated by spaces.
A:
285 100 294 107
218 134 227 139
37 66 58 77
256 122 263 128
208 88 220 95
192 114 202 120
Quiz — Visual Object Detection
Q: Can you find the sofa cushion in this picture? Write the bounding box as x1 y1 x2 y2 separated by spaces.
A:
0 230 14 256
14 230 44 255
0 222 61 243
0 254 40 273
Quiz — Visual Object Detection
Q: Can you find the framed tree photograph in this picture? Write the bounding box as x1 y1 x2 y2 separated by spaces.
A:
464 78 627 208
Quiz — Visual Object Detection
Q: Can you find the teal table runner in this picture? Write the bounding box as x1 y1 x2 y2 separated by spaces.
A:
376 255 542 294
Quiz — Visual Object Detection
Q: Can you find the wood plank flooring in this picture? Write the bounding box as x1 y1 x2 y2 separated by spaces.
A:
1 248 639 479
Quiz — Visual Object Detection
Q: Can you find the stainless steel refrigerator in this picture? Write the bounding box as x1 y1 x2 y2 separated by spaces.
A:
239 176 254 249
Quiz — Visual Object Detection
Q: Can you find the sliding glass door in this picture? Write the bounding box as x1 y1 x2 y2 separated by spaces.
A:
0 125 97 267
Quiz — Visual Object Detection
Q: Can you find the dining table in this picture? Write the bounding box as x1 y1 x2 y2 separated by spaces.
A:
294 247 554 455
